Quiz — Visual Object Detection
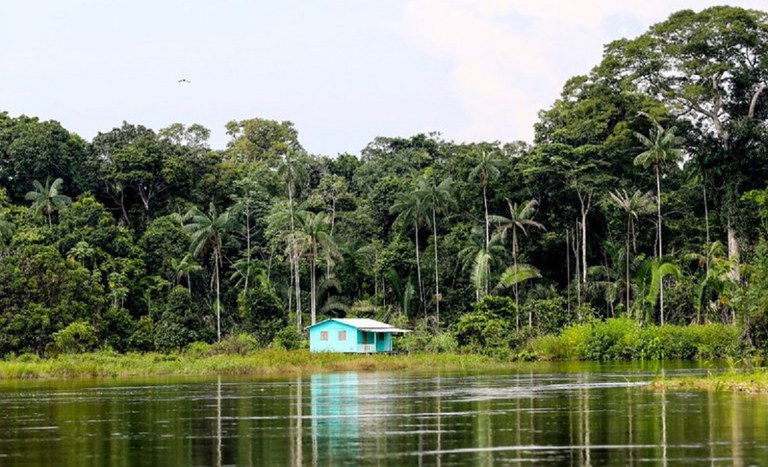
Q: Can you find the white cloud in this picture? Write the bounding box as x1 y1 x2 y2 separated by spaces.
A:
400 0 767 144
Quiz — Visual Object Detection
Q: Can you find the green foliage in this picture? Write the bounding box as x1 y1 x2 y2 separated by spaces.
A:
100 307 135 352
154 287 201 352
453 307 512 355
736 240 768 352
272 326 305 350
523 297 572 334
530 318 742 361
401 329 459 354
53 321 98 354
128 316 155 352
212 333 259 355
237 283 285 345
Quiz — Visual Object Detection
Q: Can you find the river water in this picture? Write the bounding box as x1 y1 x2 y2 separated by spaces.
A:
1 362 767 466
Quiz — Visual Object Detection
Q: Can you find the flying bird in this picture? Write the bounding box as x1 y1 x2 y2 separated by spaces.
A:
178 78 191 84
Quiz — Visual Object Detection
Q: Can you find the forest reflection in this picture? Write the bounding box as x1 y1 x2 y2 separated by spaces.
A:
1 367 767 465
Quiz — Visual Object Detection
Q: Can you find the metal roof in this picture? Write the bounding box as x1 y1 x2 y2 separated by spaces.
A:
306 318 411 333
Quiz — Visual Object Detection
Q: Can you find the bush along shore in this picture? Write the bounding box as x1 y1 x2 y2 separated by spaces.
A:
0 318 754 381
527 318 743 361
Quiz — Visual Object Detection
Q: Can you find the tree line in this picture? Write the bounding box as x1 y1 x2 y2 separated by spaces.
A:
2 5 768 356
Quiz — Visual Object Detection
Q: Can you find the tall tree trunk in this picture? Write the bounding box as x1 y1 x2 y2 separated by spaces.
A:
288 186 301 329
655 166 665 325
310 248 317 325
414 222 425 312
655 166 663 258
728 219 741 283
574 220 582 313
244 211 251 294
626 215 631 315
294 258 301 329
215 250 221 342
512 230 520 331
576 189 592 285
566 229 571 316
703 183 710 275
432 207 440 328
482 183 490 295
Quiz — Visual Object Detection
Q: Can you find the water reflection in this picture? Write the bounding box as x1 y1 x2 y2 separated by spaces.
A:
310 373 360 463
1 364 768 465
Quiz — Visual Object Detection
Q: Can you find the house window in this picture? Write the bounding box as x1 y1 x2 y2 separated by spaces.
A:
338 330 347 341
320 331 328 341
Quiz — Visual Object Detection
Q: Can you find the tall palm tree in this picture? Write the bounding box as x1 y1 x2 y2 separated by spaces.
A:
459 227 506 301
494 199 545 316
496 262 542 328
390 190 428 307
171 253 202 295
183 202 242 342
468 150 502 254
415 177 455 327
294 210 340 325
634 122 682 325
609 189 654 311
25 178 71 227
637 259 681 325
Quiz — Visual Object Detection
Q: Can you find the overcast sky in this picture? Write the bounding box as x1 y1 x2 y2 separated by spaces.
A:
1 1 764 156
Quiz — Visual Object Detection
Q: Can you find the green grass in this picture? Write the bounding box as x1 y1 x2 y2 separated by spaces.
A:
0 349 508 380
652 368 768 393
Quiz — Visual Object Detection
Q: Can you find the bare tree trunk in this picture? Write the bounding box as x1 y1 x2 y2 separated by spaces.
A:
482 183 490 295
415 222 425 312
288 187 301 329
310 249 317 325
566 229 571 316
626 216 631 315
215 251 221 342
576 189 592 284
655 166 665 325
574 221 582 314
244 210 251 294
432 208 440 328
703 183 710 275
728 219 741 283
513 229 520 329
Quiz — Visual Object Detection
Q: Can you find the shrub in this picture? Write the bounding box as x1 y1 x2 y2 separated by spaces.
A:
128 315 155 352
272 326 305 350
53 321 98 354
154 287 201 352
531 318 744 361
185 341 214 357
453 308 514 356
213 333 259 355
238 284 285 345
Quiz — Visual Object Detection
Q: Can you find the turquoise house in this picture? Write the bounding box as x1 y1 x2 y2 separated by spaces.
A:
306 318 410 353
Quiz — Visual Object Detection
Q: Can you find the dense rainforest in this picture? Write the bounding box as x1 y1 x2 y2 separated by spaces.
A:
2 6 768 358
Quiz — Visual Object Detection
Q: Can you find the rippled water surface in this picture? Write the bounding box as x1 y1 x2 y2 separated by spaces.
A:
2 362 768 465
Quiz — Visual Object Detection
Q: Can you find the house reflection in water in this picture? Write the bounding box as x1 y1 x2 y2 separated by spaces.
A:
311 373 360 461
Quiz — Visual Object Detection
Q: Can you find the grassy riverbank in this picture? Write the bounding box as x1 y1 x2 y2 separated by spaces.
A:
0 349 508 380
652 369 768 394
